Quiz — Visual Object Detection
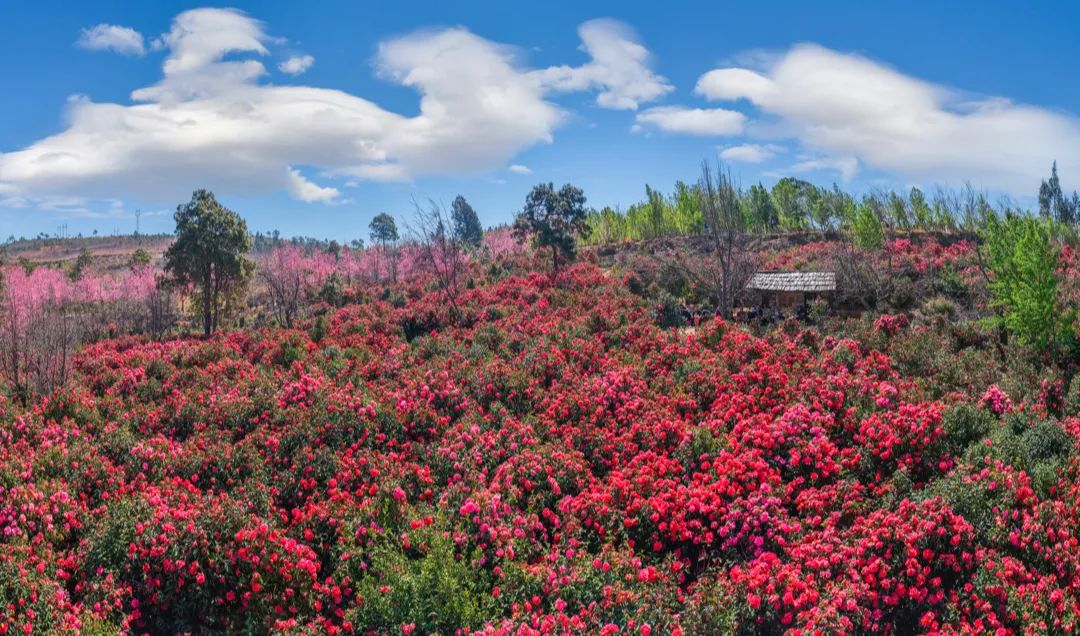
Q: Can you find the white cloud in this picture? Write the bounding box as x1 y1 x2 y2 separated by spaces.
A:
279 54 314 75
697 43 1080 193
790 155 860 182
695 68 776 103
719 143 784 163
635 106 745 136
287 168 340 203
1 10 666 207
508 164 532 174
532 18 671 110
77 24 146 56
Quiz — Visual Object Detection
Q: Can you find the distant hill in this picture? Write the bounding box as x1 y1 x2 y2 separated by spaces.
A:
1 235 174 273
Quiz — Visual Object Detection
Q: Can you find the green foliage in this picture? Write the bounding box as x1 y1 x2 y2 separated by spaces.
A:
347 525 495 634
910 187 932 228
807 297 829 323
70 247 94 280
772 177 815 230
163 190 253 336
652 290 687 329
931 266 970 302
645 184 666 239
369 212 399 245
920 296 958 322
580 169 974 245
1024 418 1072 462
982 214 1073 354
681 577 754 636
451 195 484 249
317 271 344 307
130 247 152 269
964 412 1073 497
1065 374 1080 416
1039 161 1078 224
745 183 777 232
940 403 993 456
851 204 885 251
513 182 590 272
888 276 916 311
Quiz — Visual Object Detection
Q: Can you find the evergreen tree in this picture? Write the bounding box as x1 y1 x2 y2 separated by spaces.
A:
1039 161 1076 224
163 190 253 336
450 196 483 249
512 183 590 274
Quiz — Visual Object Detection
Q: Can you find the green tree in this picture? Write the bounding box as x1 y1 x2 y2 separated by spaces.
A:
369 213 399 246
982 214 1073 354
851 204 885 252
70 247 94 281
887 190 910 230
745 184 777 232
909 187 931 229
670 181 703 234
771 177 814 230
326 240 342 261
645 184 666 238
512 182 590 274
130 248 152 269
163 190 253 336
450 195 483 249
369 213 399 282
1039 161 1077 224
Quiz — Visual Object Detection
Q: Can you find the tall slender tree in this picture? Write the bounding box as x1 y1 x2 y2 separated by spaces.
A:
369 213 399 282
1039 161 1077 224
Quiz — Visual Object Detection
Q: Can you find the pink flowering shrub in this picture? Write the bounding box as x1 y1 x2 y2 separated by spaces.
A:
982 384 1013 416
0 265 163 397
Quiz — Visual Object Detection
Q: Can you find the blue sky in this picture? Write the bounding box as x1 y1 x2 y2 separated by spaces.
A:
2 0 1079 240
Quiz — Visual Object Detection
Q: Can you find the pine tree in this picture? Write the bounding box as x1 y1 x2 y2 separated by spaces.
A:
450 196 483 249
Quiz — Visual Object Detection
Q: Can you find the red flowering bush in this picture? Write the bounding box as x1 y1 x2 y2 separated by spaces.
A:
0 252 1078 634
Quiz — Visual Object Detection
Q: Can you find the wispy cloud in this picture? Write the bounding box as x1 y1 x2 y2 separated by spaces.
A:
719 143 785 163
77 24 146 56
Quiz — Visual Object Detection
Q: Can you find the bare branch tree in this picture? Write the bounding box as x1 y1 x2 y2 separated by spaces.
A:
410 198 465 320
699 160 756 318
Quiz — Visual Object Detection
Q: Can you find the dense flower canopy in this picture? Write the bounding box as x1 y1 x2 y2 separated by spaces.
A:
0 250 1078 634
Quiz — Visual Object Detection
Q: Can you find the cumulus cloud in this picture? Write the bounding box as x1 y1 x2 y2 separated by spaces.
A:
635 106 745 136
508 164 532 175
533 18 672 110
77 24 146 56
697 43 1080 193
719 143 784 163
1 10 667 208
279 54 314 75
287 168 340 203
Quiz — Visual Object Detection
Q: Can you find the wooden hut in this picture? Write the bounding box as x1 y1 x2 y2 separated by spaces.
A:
746 271 836 311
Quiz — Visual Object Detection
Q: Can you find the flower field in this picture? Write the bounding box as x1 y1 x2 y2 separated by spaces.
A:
1 253 1079 635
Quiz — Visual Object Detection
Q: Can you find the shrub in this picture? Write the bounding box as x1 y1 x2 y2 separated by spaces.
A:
888 276 916 311
652 290 687 329
940 403 993 456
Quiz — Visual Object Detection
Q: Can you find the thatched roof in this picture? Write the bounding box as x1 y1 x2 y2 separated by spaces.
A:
747 271 836 292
